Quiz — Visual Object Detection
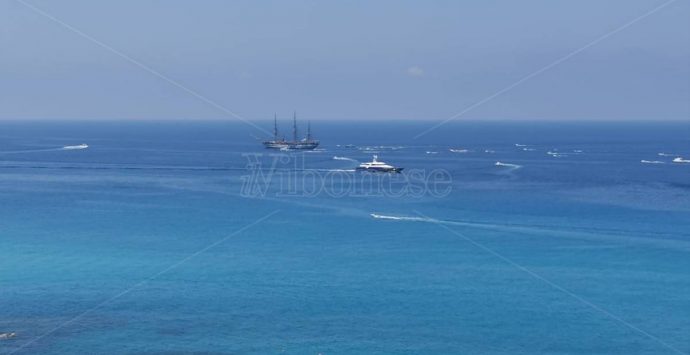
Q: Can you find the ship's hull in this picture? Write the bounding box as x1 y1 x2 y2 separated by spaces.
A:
287 142 319 150
263 141 288 149
263 141 320 150
355 167 404 173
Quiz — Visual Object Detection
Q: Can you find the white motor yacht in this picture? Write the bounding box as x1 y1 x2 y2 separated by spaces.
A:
356 155 403 173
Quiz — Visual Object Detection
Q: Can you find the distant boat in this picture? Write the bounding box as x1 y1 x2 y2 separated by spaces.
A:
356 155 403 173
673 157 690 164
263 112 319 150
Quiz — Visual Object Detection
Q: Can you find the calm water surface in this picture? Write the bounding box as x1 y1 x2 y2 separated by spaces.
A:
1 121 689 354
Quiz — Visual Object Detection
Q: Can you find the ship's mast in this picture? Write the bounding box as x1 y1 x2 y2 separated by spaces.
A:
292 111 298 142
307 121 312 141
273 113 278 140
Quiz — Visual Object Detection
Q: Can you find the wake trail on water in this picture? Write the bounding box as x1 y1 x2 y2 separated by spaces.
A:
369 213 690 250
333 156 358 162
0 147 65 155
495 161 522 170
0 144 88 155
62 144 89 150
370 213 438 223
310 168 357 172
370 213 502 229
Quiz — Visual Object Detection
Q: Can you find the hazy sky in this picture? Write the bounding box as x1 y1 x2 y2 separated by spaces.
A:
1 0 688 121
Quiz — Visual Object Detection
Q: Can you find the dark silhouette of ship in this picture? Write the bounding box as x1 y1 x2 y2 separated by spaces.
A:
263 112 319 150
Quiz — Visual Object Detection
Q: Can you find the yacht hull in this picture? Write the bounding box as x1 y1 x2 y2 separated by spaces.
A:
355 167 404 173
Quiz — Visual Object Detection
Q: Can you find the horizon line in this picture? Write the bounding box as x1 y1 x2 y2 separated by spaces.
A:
0 117 688 123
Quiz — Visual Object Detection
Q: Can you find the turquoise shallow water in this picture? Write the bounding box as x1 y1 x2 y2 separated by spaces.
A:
0 121 689 354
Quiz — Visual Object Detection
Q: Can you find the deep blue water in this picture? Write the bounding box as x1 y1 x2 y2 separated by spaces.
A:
1 120 689 354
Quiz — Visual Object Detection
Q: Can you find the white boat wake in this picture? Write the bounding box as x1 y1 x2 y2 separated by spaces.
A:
370 213 437 223
495 161 522 170
333 156 357 162
641 160 665 164
320 168 356 172
368 213 690 250
0 144 89 155
63 144 89 150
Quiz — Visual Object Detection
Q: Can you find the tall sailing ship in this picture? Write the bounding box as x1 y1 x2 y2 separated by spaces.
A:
263 112 319 150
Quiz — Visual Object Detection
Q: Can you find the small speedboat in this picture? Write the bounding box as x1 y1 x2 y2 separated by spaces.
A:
356 155 403 173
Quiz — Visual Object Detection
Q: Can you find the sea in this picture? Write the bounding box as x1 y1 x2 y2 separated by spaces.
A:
0 120 688 354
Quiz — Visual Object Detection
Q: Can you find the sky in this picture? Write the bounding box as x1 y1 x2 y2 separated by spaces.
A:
0 0 688 121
